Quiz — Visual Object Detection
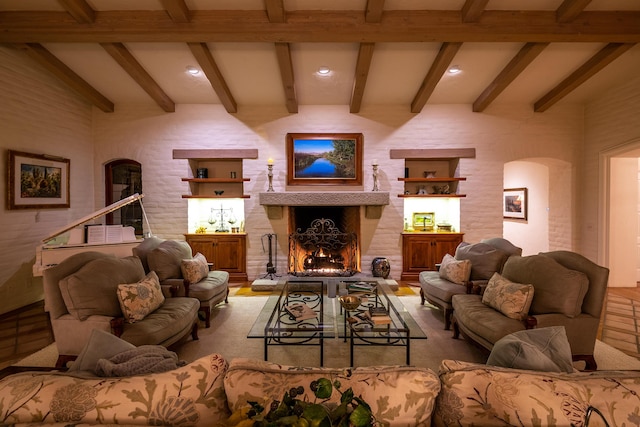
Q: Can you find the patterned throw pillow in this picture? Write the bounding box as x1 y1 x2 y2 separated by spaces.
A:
439 253 472 285
181 252 209 284
117 271 165 323
481 272 534 320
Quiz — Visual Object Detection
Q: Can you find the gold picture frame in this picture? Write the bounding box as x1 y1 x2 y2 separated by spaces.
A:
412 212 435 230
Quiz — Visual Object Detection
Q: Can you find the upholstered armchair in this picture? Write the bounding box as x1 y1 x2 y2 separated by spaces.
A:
452 251 609 370
133 237 229 328
43 251 200 367
419 237 522 329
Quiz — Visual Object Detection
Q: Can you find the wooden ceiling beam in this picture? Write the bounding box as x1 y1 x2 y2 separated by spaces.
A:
160 0 191 23
100 42 175 113
365 0 385 23
461 0 489 23
57 0 94 24
473 42 549 112
557 0 592 23
265 0 285 23
411 42 462 113
350 43 375 113
187 42 237 113
534 42 636 112
1 10 639 43
17 43 113 112
275 42 297 113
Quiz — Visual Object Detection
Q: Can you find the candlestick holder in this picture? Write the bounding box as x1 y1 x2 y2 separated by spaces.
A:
372 164 379 191
267 164 274 192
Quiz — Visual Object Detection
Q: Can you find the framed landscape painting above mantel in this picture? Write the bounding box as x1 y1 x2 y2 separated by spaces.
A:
7 150 70 209
286 133 363 186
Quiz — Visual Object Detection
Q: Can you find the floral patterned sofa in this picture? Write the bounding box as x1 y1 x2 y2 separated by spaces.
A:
2 354 639 426
0 354 440 427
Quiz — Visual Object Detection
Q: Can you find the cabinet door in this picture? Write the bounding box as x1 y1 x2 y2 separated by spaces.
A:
186 236 216 262
213 235 246 273
431 234 463 265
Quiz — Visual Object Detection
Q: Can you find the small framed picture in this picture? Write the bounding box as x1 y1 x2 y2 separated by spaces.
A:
503 187 527 220
412 212 435 230
7 150 70 209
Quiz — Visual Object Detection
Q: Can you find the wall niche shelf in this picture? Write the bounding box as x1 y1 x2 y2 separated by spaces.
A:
390 148 475 198
173 149 258 199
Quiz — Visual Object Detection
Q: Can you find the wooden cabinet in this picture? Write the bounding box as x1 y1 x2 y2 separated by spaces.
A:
401 233 464 281
185 233 248 282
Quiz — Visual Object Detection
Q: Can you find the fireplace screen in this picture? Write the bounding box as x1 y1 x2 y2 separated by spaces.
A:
289 218 358 276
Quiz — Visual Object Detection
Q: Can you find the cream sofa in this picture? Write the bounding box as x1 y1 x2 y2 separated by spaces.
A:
1 354 639 426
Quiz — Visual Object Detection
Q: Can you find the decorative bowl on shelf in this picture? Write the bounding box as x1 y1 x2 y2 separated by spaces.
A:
339 295 361 311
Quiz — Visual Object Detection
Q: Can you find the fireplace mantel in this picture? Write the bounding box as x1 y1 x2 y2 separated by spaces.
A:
259 191 389 219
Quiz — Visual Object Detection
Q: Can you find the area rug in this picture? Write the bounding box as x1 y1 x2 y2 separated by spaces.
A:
16 293 640 372
601 294 640 358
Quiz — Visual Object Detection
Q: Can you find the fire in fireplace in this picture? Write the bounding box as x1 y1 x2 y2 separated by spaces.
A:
288 207 359 276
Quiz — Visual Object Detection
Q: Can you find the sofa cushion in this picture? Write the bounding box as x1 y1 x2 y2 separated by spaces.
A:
502 255 589 318
181 252 209 284
480 237 523 256
116 271 165 323
455 242 509 280
452 294 527 344
439 253 471 285
119 297 199 346
481 272 534 320
419 271 468 307
131 236 164 273
69 328 136 373
486 326 574 373
59 256 145 320
188 270 230 301
435 359 640 427
148 240 193 281
224 358 441 427
0 354 229 426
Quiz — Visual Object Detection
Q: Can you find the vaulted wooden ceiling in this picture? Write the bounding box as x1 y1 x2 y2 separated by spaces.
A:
1 0 639 114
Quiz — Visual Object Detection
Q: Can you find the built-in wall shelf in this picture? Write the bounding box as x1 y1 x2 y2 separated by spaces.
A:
173 149 257 199
397 194 466 198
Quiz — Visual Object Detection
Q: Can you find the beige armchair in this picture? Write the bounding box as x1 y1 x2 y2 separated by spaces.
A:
133 237 229 328
452 251 609 370
43 251 200 367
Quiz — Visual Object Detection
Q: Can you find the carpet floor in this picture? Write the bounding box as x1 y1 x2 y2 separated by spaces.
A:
16 291 640 372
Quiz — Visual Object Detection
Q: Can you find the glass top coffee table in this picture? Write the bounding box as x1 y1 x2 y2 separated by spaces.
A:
247 279 426 366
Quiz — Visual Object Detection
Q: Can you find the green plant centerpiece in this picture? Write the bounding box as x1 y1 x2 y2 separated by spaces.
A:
228 377 375 427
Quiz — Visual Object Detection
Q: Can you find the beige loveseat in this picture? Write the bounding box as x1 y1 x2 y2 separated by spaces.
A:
133 237 229 328
2 353 639 426
452 251 609 371
43 251 200 368
419 237 522 330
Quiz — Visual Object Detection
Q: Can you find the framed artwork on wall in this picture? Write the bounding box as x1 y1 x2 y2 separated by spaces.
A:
503 187 527 220
286 133 363 186
7 150 70 209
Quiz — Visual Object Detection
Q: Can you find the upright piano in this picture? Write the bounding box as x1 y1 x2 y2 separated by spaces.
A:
33 193 148 276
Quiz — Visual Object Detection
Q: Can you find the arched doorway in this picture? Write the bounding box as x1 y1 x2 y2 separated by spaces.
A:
105 159 143 236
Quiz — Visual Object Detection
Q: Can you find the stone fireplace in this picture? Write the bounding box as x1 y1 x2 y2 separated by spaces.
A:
288 206 360 276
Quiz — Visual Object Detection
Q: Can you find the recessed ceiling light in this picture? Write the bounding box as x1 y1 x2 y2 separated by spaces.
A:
448 65 461 75
186 66 200 76
317 66 331 76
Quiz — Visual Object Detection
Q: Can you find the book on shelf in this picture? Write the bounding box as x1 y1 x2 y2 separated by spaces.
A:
284 302 316 321
368 306 388 317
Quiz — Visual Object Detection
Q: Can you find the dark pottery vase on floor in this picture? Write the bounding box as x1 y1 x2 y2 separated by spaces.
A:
372 257 390 279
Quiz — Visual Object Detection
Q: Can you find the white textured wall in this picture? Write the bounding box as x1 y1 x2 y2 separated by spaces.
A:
584 75 640 263
0 47 94 314
92 103 584 281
